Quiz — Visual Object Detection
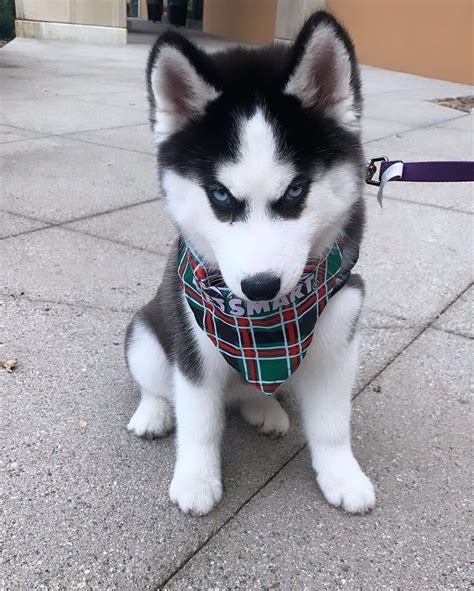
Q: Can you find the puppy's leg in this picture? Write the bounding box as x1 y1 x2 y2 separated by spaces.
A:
169 325 230 515
126 315 174 438
291 279 375 513
228 382 289 437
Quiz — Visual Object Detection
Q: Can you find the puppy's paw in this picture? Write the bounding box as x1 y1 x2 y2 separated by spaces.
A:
169 471 222 516
316 454 375 514
240 397 290 437
127 396 174 439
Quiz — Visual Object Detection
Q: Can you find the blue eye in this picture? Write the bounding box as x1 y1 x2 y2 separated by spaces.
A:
210 187 232 207
284 184 305 202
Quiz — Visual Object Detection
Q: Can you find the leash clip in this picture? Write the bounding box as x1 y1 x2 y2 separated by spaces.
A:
366 156 388 186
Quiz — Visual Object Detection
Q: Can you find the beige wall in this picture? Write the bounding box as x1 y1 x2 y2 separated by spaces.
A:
15 0 126 28
328 0 473 85
203 0 278 44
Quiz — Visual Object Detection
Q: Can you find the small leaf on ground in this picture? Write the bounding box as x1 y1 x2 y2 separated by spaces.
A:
1 359 18 373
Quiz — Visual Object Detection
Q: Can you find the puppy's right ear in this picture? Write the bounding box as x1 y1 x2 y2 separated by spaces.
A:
146 32 219 144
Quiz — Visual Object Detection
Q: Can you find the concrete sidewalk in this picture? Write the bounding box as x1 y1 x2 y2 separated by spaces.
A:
1 35 472 590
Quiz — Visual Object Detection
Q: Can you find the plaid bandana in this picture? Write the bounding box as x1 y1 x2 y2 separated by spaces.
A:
178 239 348 395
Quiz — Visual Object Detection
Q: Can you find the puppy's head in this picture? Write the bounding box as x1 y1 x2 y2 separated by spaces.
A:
147 11 364 301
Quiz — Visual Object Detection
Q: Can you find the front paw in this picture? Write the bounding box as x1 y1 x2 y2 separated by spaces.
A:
169 470 222 516
240 397 290 437
316 454 375 514
127 396 174 439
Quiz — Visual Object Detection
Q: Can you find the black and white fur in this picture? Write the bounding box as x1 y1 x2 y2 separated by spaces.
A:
125 12 375 515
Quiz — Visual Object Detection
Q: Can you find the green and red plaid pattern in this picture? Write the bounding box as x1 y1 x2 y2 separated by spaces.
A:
178 239 347 395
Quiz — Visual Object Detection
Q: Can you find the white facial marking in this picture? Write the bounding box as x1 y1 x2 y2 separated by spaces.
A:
218 109 294 204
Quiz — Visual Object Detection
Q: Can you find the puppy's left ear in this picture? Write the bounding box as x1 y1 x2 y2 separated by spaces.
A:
285 11 361 130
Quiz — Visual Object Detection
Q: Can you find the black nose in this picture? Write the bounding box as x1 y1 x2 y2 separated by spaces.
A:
241 273 281 301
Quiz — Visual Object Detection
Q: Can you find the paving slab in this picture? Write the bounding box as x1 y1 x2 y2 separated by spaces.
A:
433 285 473 339
1 95 146 135
368 124 473 161
357 198 472 325
360 65 474 98
65 123 155 155
355 324 419 392
0 39 148 100
391 85 474 102
165 329 472 590
436 112 473 131
0 71 142 102
1 296 306 590
362 93 465 127
361 116 413 143
0 37 149 67
0 124 46 144
66 90 149 113
0 227 165 312
65 200 174 254
1 137 158 222
0 211 48 238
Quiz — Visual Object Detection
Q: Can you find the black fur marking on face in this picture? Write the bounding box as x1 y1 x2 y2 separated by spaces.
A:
205 183 248 223
270 176 311 219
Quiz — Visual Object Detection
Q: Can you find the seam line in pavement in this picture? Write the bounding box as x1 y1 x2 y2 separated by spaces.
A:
0 121 150 146
64 95 145 113
352 282 472 397
158 280 473 589
55 196 161 224
59 90 141 98
1 292 135 315
159 445 304 590
62 224 163 255
362 111 469 145
381 195 473 214
0 220 164 256
430 325 473 340
59 134 155 156
1 129 155 156
0 197 161 241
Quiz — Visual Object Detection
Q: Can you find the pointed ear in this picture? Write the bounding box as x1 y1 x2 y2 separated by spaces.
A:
285 11 362 130
146 32 219 144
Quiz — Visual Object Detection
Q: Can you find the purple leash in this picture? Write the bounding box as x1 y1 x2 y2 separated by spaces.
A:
366 156 474 205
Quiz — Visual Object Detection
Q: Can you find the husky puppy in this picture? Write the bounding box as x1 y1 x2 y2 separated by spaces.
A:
125 11 375 515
